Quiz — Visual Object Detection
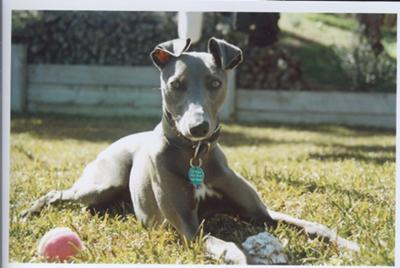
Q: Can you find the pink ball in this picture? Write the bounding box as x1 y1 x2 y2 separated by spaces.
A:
38 227 84 262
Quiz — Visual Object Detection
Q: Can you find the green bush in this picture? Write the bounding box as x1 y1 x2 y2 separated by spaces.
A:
12 11 177 65
12 11 43 34
336 30 396 92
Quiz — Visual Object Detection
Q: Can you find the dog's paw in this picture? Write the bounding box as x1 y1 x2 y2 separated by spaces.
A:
204 235 247 264
336 237 360 252
20 209 33 219
20 191 62 219
221 241 248 264
304 223 360 252
20 204 42 219
20 201 44 218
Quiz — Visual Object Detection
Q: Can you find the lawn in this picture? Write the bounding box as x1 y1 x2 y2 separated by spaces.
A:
9 114 395 265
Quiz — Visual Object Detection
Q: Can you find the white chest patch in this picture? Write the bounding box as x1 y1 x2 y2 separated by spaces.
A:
194 184 222 201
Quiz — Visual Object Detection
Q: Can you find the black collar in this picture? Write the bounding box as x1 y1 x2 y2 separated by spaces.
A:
162 110 221 158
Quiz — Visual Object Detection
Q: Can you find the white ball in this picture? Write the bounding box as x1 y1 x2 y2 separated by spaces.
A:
242 232 288 264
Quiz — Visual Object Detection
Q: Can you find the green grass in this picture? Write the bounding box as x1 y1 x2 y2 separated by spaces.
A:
9 114 395 265
278 13 397 91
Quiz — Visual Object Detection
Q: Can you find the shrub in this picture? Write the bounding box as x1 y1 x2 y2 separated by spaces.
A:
336 27 396 92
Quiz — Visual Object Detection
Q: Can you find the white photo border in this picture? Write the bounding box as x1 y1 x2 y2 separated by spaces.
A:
2 1 399 268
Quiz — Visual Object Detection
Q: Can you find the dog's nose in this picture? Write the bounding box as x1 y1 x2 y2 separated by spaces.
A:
189 121 210 138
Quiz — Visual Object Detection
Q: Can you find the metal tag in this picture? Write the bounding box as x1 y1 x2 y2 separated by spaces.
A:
188 166 205 187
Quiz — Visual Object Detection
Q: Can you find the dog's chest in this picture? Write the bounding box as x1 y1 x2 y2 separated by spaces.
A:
194 184 222 202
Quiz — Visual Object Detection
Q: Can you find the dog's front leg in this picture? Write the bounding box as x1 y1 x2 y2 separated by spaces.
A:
157 195 247 264
160 207 247 264
151 177 248 264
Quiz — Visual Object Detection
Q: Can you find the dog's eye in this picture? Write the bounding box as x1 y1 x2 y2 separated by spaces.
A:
170 80 184 90
210 80 222 89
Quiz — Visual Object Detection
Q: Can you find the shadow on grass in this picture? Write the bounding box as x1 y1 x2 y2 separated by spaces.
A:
204 214 265 244
330 143 395 153
221 121 394 146
12 112 394 141
308 151 395 165
11 113 160 143
11 113 395 164
307 141 395 165
270 171 388 206
83 188 136 220
88 201 135 221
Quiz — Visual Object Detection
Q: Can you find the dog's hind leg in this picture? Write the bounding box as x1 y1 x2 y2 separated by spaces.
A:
21 151 133 218
20 132 151 218
21 180 129 218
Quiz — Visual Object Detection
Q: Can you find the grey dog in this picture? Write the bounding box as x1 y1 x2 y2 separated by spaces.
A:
22 37 359 264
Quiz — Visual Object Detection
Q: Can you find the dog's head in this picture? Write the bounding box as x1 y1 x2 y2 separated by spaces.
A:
151 37 242 141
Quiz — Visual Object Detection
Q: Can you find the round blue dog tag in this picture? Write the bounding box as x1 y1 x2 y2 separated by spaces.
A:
188 166 205 187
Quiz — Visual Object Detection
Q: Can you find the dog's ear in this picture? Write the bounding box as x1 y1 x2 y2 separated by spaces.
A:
208 37 243 70
150 38 191 69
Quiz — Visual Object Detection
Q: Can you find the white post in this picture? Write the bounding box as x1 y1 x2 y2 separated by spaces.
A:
178 12 203 43
11 44 27 112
